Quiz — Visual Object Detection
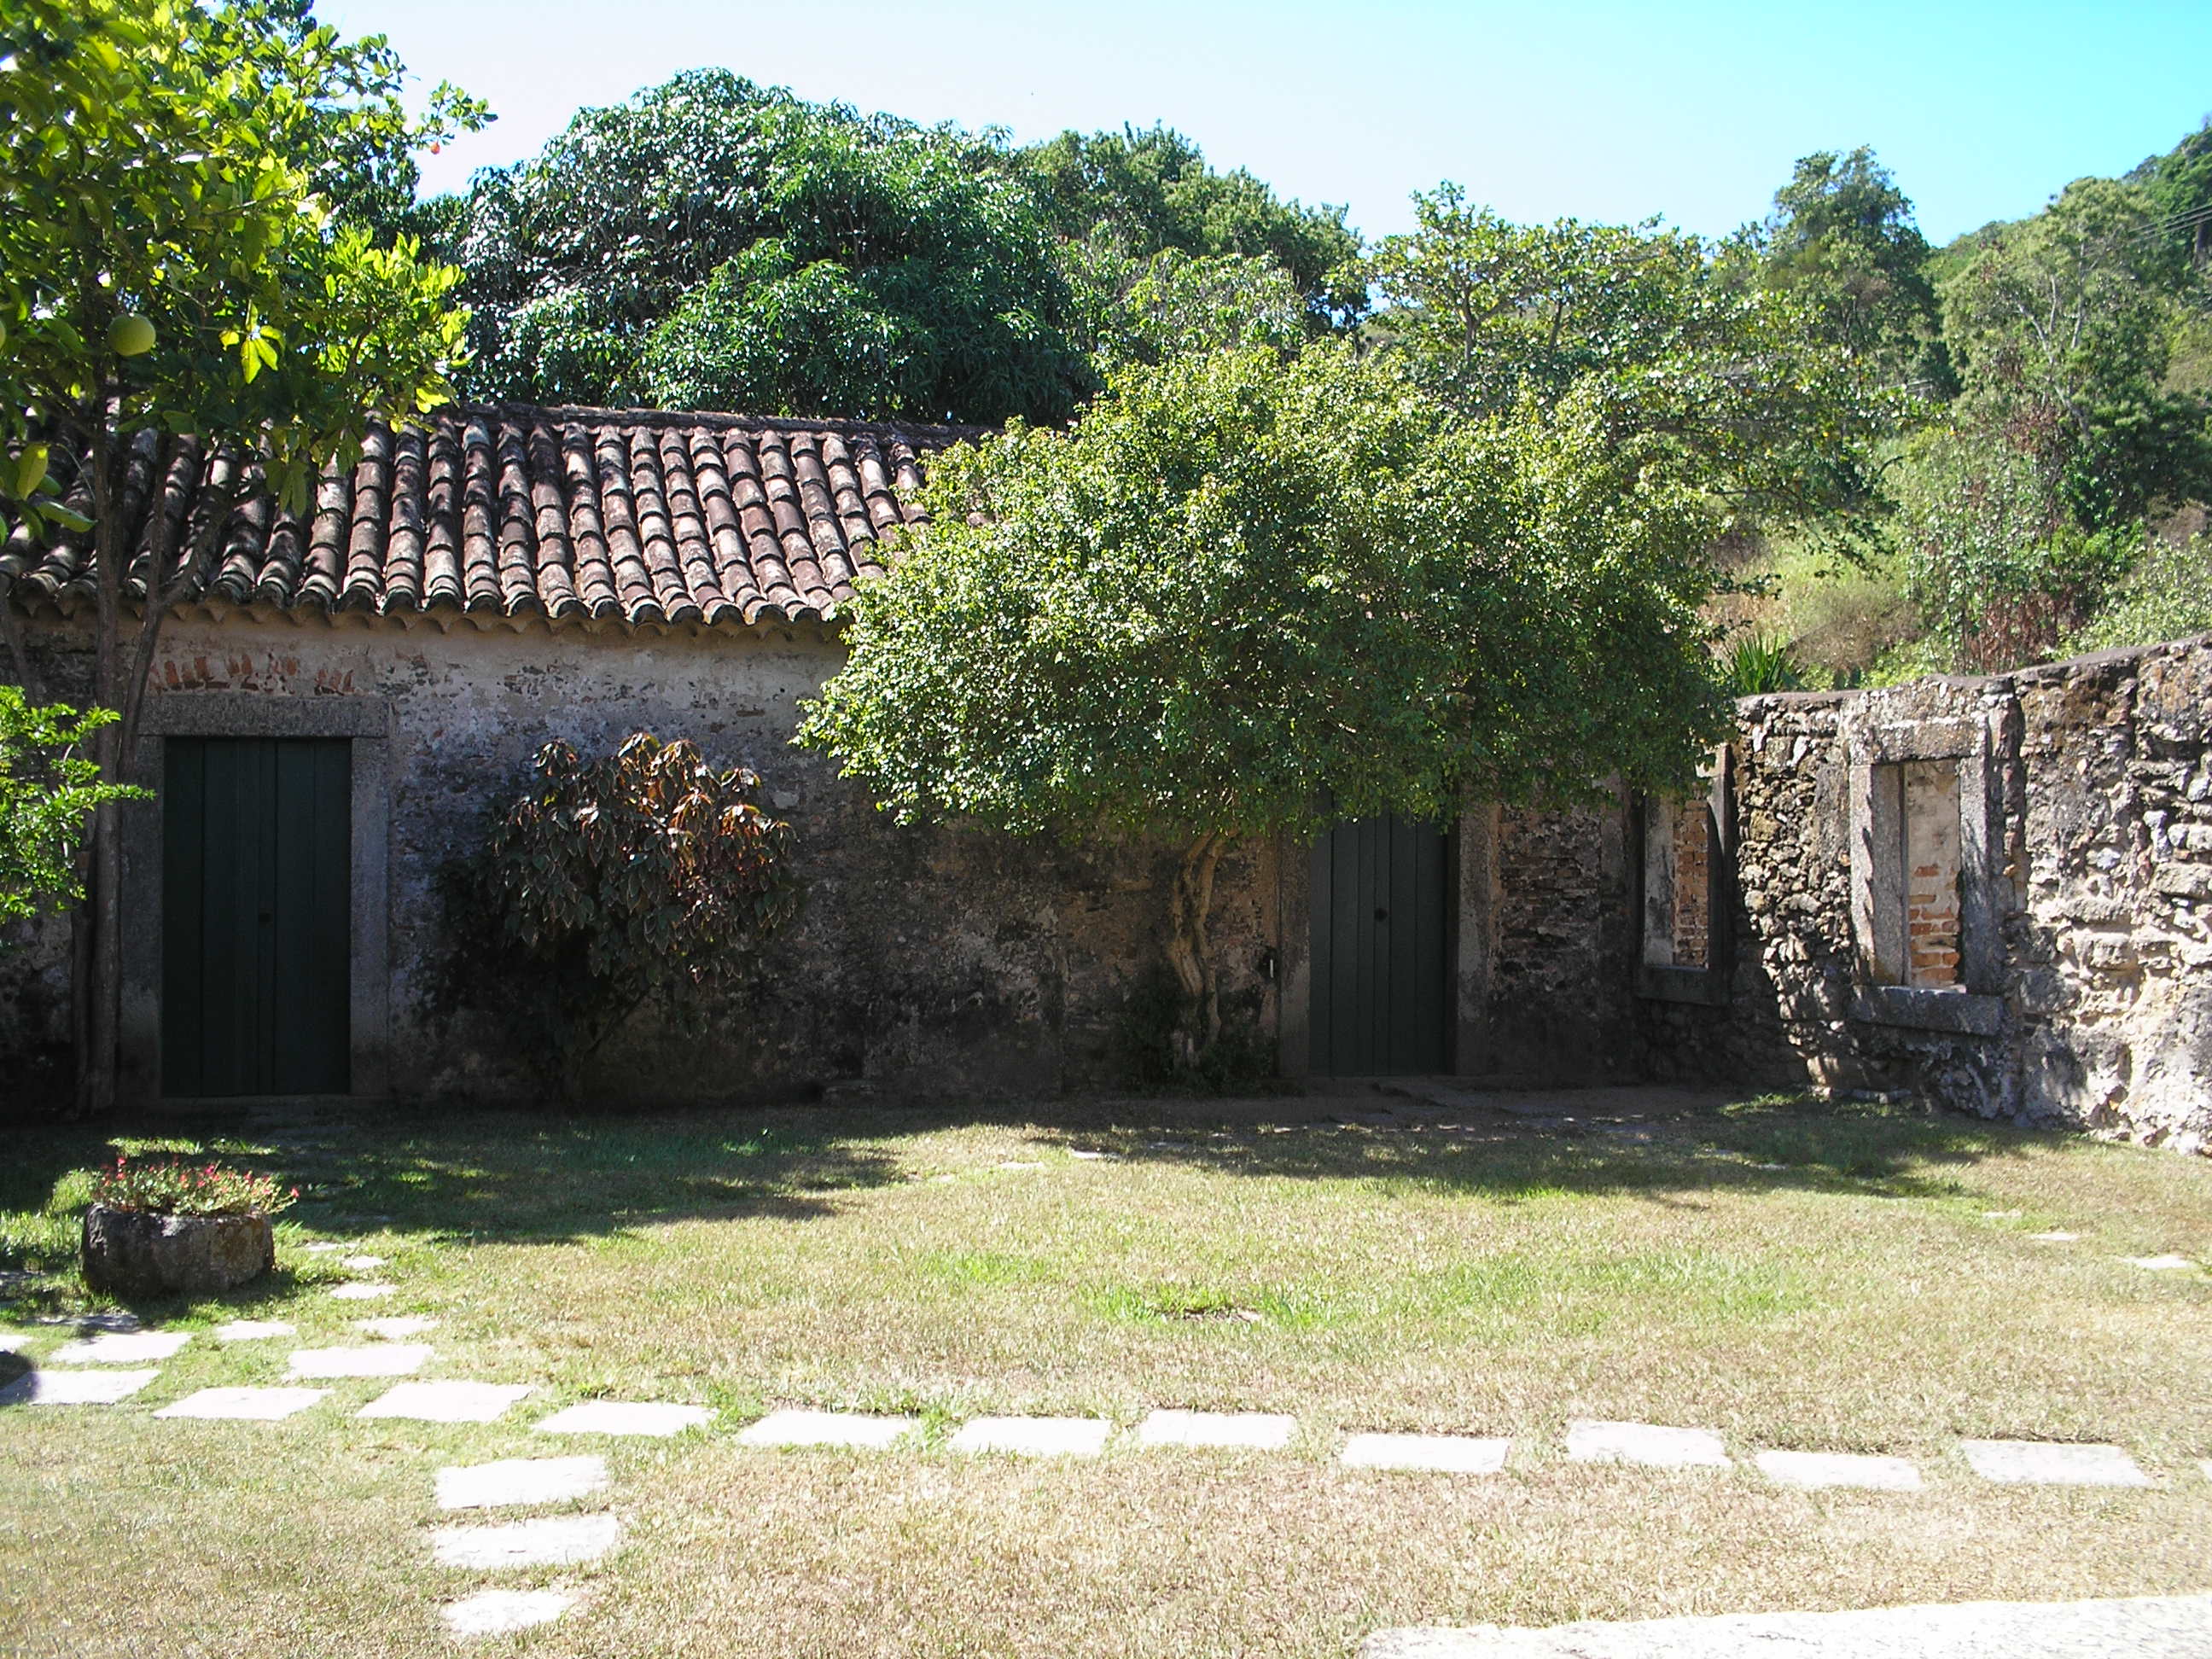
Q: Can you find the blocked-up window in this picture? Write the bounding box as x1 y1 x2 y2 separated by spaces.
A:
1872 759 1961 988
1640 795 1715 971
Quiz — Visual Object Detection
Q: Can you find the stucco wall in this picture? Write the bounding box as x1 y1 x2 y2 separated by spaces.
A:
9 605 1281 1106
1639 637 2212 1155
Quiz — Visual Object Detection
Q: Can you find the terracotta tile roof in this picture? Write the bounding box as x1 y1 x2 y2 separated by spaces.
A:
0 405 975 627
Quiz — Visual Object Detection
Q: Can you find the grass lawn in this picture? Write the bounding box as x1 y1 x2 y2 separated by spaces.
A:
2 1086 2209 1656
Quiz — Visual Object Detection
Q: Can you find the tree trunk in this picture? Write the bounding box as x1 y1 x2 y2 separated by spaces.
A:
75 427 217 1115
1163 832 1230 1069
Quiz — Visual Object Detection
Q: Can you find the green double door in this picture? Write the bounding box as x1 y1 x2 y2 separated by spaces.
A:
161 737 352 1097
1310 814 1450 1075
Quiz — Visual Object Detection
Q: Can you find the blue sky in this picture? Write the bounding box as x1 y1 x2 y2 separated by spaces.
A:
320 0 2211 246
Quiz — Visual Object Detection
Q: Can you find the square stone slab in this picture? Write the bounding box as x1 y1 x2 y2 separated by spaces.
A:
947 1416 1112 1458
432 1513 621 1569
155 1387 329 1421
47 1330 190 1365
341 1254 387 1270
359 1382 534 1423
533 1400 712 1437
2028 1231 2080 1243
1342 1433 1512 1474
0 1368 159 1406
441 1589 579 1639
1135 1410 1296 1451
1959 1440 2152 1487
2126 1254 2197 1272
300 1242 350 1254
355 1316 439 1340
736 1408 919 1450
1566 1419 1731 1468
214 1319 296 1342
1755 1450 1923 1490
288 1343 430 1378
438 1455 610 1511
328 1283 394 1301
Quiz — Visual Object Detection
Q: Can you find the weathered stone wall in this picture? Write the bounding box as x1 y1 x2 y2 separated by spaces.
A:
1476 800 1638 1084
8 606 1279 1106
1641 637 2212 1154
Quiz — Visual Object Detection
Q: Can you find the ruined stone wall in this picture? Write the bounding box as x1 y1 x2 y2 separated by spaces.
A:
7 606 1278 1106
1640 637 2212 1154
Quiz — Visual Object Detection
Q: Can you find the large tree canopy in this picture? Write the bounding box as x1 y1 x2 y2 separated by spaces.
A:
1365 185 1898 542
1011 124 1364 329
800 342 1728 1059
443 71 1091 423
1735 146 1951 397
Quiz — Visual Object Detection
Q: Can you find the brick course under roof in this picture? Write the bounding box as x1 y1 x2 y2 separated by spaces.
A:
0 405 975 628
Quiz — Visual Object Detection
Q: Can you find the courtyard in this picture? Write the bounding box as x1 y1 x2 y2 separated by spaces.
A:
3 1087 2208 1657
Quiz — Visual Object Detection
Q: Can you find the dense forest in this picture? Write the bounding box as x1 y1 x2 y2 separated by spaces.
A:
385 73 2212 683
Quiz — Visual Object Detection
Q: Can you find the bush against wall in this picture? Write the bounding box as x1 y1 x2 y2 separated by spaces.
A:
0 691 144 934
447 733 800 1097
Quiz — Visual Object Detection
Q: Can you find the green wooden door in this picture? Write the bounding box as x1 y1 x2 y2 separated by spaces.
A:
1310 814 1449 1075
161 737 352 1096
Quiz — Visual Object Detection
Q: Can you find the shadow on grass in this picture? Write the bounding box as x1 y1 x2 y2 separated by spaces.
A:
0 1086 2104 1320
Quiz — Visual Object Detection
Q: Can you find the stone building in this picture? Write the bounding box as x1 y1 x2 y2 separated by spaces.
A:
3 403 2206 1154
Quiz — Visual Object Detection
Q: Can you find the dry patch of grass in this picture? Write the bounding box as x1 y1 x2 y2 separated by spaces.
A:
2 1088 2209 1656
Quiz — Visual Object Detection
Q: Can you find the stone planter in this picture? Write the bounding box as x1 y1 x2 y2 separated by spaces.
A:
81 1205 275 1299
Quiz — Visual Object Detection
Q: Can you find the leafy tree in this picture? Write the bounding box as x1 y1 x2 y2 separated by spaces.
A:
200 0 492 241
445 71 1089 422
800 344 1727 1063
1365 185 1899 541
0 692 143 934
1014 124 1364 328
1938 176 2208 530
458 734 800 1094
0 0 472 1109
1736 146 1952 396
1057 233 1309 374
2135 118 2212 266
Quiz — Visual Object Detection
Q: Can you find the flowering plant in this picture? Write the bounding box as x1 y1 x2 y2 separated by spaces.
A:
90 1156 299 1217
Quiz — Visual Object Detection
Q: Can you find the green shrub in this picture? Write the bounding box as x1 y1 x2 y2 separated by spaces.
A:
2072 533 2212 651
1723 634 1808 696
450 733 801 1096
0 690 147 932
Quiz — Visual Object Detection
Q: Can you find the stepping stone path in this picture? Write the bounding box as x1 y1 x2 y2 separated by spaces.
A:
737 1408 919 1450
0 1368 157 1406
360 1382 534 1423
437 1456 609 1511
947 1416 1112 1458
1135 1410 1296 1451
1342 1433 1511 1474
1566 1419 1731 1469
356 1316 439 1340
329 1283 395 1301
1959 1439 2152 1487
534 1401 712 1437
215 1319 295 1342
441 1590 579 1640
432 1513 622 1569
156 1387 328 1421
1755 1450 1923 1491
49 1330 191 1365
288 1343 430 1378
1362 1591 2212 1658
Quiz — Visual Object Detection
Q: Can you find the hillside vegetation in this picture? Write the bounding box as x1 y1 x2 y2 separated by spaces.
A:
401 75 2212 679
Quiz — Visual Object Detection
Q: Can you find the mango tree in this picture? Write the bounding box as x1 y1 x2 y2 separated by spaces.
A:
800 341 1732 1068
